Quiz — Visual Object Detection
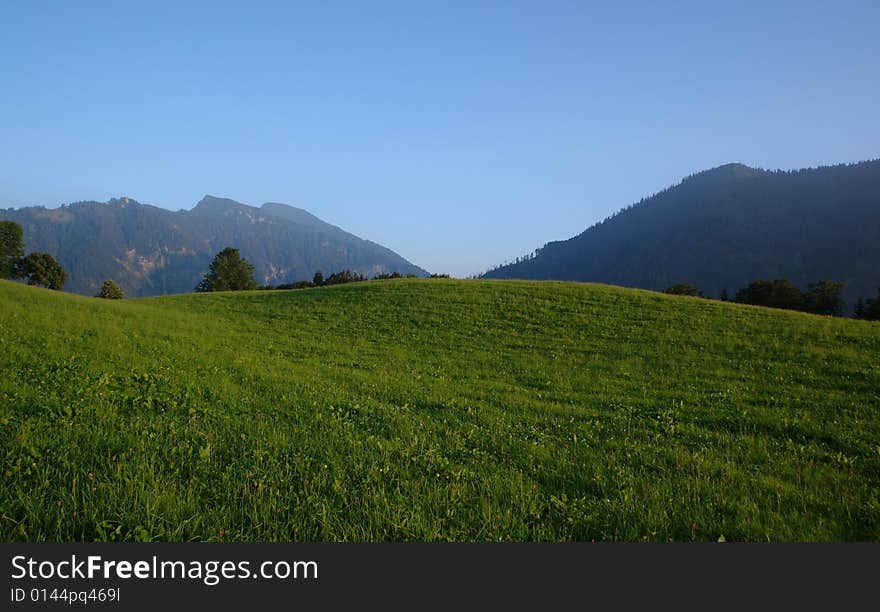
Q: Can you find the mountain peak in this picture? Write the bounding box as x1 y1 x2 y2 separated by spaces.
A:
685 163 765 183
193 195 251 213
107 196 142 206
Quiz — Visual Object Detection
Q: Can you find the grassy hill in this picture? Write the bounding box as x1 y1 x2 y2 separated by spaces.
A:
1 278 878 541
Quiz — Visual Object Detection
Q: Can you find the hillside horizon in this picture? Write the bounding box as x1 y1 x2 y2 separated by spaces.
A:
482 158 880 312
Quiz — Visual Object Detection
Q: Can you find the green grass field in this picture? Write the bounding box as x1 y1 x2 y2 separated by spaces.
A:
1 278 878 541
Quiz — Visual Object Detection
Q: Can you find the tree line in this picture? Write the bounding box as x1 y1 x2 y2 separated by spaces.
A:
664 279 880 320
194 246 443 292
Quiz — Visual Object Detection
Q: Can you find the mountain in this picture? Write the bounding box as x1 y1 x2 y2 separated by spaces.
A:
482 160 880 311
0 195 427 296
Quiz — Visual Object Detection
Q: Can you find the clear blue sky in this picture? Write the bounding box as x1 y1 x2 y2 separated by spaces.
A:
2 1 878 277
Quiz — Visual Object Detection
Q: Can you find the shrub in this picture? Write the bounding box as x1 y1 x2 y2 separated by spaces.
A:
96 279 124 299
664 284 701 297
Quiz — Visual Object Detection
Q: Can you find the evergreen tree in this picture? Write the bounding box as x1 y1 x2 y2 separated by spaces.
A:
195 247 258 292
854 298 865 319
720 288 729 302
312 271 324 287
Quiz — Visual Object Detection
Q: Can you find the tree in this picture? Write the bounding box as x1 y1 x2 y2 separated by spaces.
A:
277 280 313 290
804 280 845 316
854 298 866 319
195 247 258 292
864 289 880 321
735 279 804 311
13 252 67 290
664 283 701 297
0 220 24 279
312 271 324 287
324 269 365 286
96 279 124 299
719 288 729 302
373 271 404 280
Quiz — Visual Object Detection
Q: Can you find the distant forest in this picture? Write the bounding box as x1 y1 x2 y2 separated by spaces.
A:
482 160 880 314
664 279 880 320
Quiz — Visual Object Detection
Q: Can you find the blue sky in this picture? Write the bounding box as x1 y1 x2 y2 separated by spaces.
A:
2 1 878 277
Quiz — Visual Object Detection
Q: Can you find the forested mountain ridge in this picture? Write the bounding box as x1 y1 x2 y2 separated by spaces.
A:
0 195 426 296
482 160 880 311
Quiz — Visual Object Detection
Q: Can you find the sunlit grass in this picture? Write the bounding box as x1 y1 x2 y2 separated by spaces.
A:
1 278 878 541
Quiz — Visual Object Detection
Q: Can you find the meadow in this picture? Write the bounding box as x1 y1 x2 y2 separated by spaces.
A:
1 278 878 541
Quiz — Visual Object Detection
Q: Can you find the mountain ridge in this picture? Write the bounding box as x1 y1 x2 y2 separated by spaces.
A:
0 195 427 297
483 159 880 312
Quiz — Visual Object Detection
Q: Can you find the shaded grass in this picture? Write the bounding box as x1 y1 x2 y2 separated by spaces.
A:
1 278 878 541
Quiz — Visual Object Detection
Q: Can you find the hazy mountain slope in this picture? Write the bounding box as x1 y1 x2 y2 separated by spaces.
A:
0 195 427 296
482 160 880 311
